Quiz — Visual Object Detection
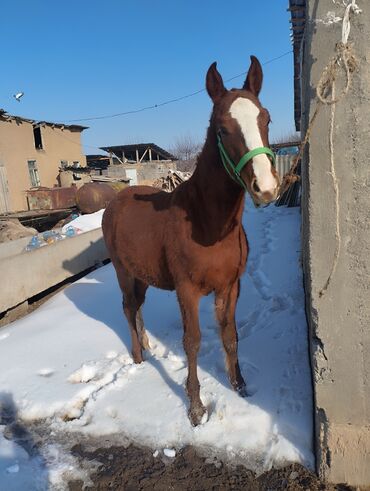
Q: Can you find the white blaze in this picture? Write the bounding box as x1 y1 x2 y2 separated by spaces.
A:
229 97 276 192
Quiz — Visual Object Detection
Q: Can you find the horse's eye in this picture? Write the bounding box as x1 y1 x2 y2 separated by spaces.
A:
219 127 229 136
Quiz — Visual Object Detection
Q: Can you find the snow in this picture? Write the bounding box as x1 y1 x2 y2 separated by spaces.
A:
0 199 313 489
163 448 176 458
61 209 104 234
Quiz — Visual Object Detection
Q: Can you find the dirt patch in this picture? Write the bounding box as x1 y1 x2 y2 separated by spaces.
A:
68 443 353 491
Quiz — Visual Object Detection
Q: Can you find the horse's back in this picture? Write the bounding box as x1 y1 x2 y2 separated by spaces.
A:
103 184 170 231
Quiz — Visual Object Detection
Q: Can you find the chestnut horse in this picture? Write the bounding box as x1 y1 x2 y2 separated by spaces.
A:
102 56 279 426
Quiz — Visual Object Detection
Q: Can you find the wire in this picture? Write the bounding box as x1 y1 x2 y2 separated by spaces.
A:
47 49 293 153
63 50 292 123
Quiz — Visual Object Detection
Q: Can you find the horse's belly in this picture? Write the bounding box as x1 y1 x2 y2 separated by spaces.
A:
194 259 245 294
132 261 175 291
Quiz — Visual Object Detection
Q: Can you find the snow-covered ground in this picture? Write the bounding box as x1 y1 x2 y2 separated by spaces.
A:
0 200 313 490
61 209 104 234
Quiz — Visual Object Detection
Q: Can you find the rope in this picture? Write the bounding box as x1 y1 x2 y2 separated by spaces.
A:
317 0 362 296
279 1 360 196
316 40 358 297
278 105 320 197
319 82 340 297
278 0 361 297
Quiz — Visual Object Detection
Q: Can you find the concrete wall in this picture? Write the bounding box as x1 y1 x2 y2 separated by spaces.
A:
302 1 370 487
0 229 108 314
101 162 176 185
136 161 177 183
0 118 86 212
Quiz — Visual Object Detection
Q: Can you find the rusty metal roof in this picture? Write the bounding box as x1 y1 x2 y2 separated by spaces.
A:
0 109 88 132
289 0 306 131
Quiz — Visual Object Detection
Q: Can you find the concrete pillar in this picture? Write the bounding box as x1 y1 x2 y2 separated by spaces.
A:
301 1 370 487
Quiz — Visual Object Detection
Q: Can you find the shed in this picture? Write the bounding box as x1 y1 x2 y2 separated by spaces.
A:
100 143 176 164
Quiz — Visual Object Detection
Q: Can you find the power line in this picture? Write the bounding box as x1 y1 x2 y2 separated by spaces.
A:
63 50 293 123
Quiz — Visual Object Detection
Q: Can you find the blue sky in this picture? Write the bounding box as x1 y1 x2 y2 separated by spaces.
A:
0 0 295 154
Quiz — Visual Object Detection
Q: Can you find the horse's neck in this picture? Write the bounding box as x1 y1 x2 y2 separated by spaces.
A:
185 132 245 243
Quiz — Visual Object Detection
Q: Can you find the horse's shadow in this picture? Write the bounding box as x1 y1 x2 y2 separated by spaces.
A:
0 392 48 488
62 265 247 399
64 265 187 403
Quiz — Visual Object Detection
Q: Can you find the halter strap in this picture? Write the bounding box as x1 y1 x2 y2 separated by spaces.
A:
217 133 276 190
235 147 276 173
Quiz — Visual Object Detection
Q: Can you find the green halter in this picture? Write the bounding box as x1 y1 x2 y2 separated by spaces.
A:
217 133 276 190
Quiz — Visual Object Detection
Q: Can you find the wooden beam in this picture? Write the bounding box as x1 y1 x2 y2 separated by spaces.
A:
111 151 125 165
287 6 305 12
139 147 149 163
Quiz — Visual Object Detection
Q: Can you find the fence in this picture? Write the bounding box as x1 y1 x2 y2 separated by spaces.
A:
275 155 295 180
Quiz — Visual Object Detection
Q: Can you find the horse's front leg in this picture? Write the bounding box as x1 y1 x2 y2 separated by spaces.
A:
215 280 246 396
177 284 207 426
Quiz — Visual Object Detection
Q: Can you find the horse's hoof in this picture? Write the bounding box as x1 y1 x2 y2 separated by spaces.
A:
132 352 144 364
237 385 248 398
188 404 208 427
232 380 248 398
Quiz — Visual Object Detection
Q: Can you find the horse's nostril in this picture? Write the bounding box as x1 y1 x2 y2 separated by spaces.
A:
252 180 260 193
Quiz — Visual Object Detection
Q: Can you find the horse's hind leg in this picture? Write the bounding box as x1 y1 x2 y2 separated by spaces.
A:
114 261 149 363
134 279 150 351
215 280 246 396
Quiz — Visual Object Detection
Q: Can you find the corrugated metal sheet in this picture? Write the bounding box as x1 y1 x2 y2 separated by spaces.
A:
276 155 296 180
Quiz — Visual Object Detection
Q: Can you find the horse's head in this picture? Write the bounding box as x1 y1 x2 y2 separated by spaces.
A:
206 56 279 206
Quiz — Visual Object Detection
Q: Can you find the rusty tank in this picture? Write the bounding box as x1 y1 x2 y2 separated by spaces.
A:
76 182 127 214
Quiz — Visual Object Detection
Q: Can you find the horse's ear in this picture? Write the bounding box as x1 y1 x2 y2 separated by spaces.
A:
243 55 263 96
206 62 226 103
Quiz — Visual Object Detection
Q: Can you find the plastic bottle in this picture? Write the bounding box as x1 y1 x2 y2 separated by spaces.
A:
42 230 54 241
65 226 76 238
25 235 41 251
